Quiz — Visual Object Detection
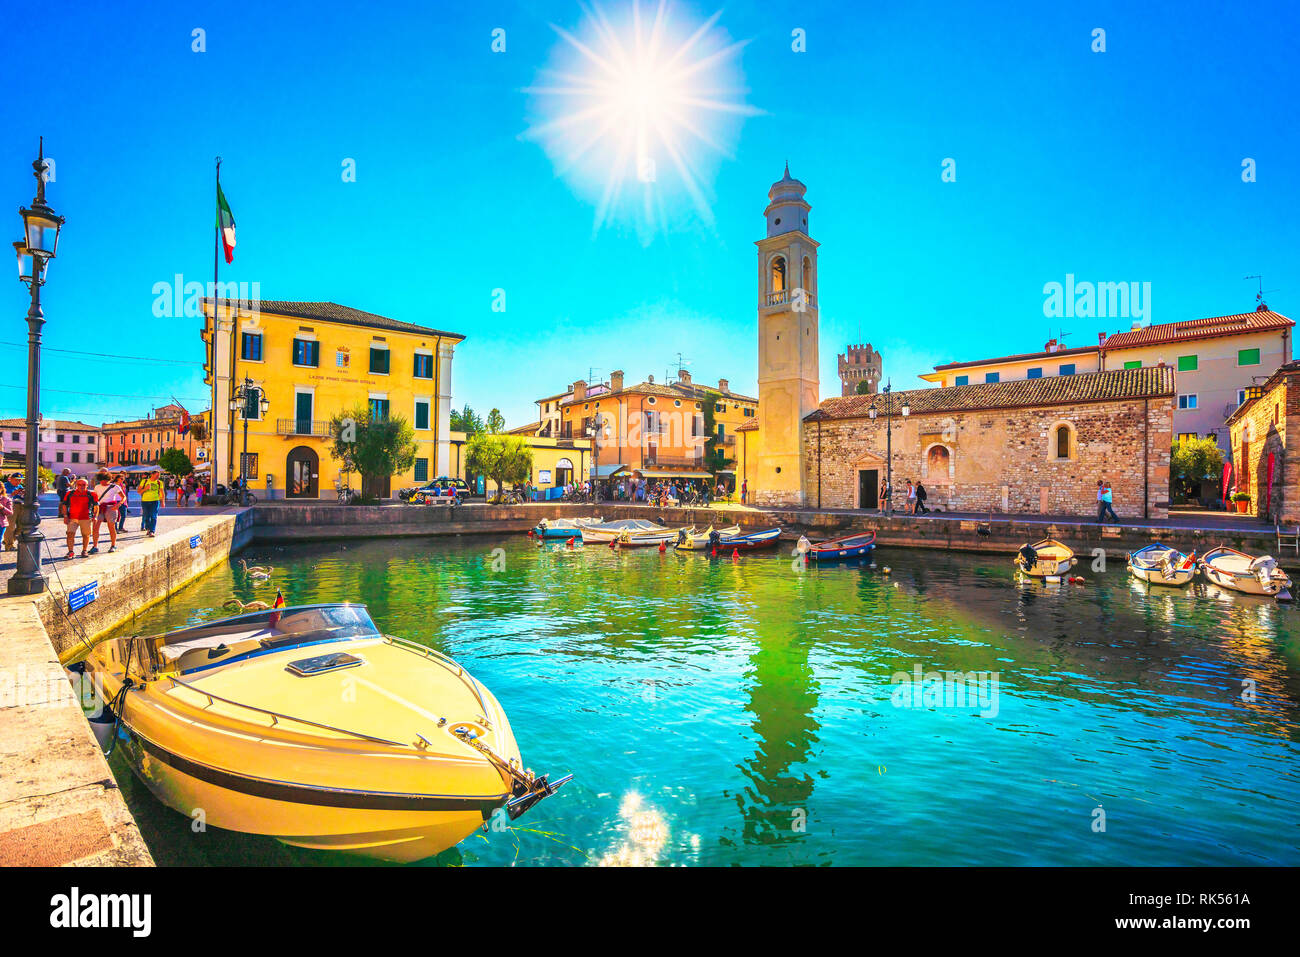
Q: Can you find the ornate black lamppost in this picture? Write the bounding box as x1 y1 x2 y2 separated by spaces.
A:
587 412 603 501
868 379 909 517
228 376 268 506
8 140 64 596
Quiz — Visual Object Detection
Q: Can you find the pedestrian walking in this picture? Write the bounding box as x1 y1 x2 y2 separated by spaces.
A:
91 470 125 553
915 480 929 514
116 473 129 531
63 477 97 558
1097 479 1119 524
2 473 23 550
56 467 71 518
139 469 164 537
878 479 890 513
741 478 748 505
906 480 917 514
0 484 13 550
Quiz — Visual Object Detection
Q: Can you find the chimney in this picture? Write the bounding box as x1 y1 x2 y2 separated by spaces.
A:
647 374 654 384
1131 318 1142 331
718 378 729 393
678 368 691 385
1045 338 1058 353
572 379 587 401
610 370 624 392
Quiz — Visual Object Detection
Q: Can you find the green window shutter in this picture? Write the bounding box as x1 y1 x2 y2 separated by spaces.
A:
415 401 430 431
1123 360 1141 370
1238 348 1261 366
1177 355 1198 371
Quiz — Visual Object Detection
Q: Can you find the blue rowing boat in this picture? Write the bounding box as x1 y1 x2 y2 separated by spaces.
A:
804 531 876 562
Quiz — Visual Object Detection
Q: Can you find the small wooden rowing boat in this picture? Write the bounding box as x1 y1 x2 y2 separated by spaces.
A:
1128 542 1196 587
1013 538 1077 579
802 531 876 562
533 517 603 539
1200 546 1293 598
716 527 782 551
580 519 664 544
674 525 743 550
612 526 694 548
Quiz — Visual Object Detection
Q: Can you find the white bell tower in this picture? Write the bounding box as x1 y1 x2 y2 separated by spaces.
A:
754 165 820 506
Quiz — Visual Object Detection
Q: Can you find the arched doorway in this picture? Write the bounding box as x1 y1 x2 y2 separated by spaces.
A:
555 457 575 487
286 446 319 498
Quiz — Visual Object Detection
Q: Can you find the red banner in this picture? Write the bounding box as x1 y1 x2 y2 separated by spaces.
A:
1267 452 1276 516
1222 461 1234 500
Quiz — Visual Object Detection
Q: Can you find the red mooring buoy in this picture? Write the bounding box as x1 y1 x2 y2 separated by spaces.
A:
658 541 667 553
732 548 740 562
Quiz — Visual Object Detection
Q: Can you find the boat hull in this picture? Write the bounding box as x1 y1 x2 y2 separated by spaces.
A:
1127 543 1195 587
675 526 743 550
806 533 876 562
716 528 782 551
1014 539 1077 578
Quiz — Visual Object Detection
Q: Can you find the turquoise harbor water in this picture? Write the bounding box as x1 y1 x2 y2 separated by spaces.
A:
103 535 1300 866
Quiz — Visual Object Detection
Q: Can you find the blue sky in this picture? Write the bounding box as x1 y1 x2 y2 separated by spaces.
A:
1 0 1296 427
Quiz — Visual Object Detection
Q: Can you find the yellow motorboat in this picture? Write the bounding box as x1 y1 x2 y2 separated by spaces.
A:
674 525 742 550
74 603 570 863
1013 538 1078 580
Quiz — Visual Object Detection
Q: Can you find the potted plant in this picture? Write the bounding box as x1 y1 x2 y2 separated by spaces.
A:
1231 491 1251 513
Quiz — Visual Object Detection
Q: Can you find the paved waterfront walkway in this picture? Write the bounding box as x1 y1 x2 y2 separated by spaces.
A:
0 510 214 593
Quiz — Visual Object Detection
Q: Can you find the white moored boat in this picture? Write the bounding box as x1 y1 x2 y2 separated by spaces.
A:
1200 546 1293 599
579 518 666 544
1128 542 1196 587
74 603 570 862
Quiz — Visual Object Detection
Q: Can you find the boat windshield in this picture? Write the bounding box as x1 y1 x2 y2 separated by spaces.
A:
150 604 381 670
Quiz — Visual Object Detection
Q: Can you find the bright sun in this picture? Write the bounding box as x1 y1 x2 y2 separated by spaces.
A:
523 1 759 241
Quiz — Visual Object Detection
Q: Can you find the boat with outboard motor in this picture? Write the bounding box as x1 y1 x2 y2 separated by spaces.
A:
1127 542 1196 587
73 603 570 862
800 531 876 562
674 525 743 550
1200 546 1294 599
533 516 603 539
612 525 695 547
1013 538 1077 580
715 527 782 551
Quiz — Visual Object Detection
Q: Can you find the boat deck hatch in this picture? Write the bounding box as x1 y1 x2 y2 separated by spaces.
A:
286 652 364 677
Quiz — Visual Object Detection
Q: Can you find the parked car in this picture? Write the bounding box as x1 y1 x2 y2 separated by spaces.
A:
400 477 469 505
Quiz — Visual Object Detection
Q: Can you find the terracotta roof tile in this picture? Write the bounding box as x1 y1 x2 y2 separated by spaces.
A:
806 366 1175 421
204 299 465 340
1101 310 1293 349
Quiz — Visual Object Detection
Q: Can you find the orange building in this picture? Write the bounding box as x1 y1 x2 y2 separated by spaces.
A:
98 403 209 469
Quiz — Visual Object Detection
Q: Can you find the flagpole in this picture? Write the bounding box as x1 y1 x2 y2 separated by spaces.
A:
213 156 221 490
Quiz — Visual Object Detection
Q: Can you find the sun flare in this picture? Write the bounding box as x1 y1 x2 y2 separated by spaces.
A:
523 0 759 241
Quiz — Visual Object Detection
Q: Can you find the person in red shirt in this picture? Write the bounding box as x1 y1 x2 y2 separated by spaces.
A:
63 477 98 559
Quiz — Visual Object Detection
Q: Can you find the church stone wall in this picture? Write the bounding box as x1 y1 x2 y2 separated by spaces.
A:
802 397 1172 519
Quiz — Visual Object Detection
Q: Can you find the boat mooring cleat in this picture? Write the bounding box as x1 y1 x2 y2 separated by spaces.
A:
506 772 575 820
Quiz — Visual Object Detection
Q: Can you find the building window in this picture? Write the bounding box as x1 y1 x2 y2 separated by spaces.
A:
414 398 430 431
1027 367 1043 379
1177 354 1198 371
414 457 429 482
369 347 390 375
715 403 725 412
1238 389 1247 406
414 353 434 378
1178 394 1198 410
57 434 65 443
985 372 1000 384
71 452 79 463
240 452 259 479
1051 423 1073 460
292 338 320 367
1058 364 1076 376
1238 348 1261 366
241 332 263 361
1177 433 1197 444
1124 360 1142 370
952 375 968 386
55 452 63 462
369 397 390 420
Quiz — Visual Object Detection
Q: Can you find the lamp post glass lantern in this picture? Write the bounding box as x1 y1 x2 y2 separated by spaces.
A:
231 376 267 506
8 139 64 596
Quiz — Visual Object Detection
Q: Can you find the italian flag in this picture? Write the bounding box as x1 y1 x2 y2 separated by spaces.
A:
217 182 236 263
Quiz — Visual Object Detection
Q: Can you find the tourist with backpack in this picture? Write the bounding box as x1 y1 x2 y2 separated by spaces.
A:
63 478 98 559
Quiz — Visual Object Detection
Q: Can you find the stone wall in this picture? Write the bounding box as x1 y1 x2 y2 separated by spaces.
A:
1230 374 1297 523
802 397 1173 519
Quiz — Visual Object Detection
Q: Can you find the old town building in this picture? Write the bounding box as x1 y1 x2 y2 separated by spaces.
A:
98 403 209 469
0 418 99 473
203 299 463 498
800 368 1175 518
1227 360 1300 524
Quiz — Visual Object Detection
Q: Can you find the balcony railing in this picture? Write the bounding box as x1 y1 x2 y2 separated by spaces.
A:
277 418 330 437
764 289 816 309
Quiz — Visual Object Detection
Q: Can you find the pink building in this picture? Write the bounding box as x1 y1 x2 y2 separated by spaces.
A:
0 418 100 475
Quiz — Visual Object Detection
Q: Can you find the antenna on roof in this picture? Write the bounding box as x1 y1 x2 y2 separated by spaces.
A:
1244 275 1277 312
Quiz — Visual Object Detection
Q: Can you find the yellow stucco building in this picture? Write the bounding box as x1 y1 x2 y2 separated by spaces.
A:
202 299 463 498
